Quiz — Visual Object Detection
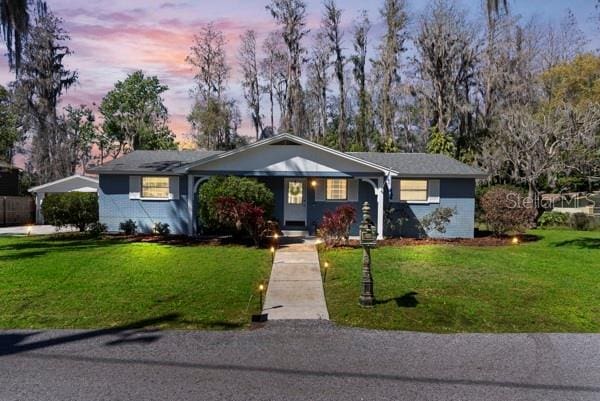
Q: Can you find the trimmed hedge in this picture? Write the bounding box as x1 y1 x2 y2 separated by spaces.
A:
42 192 98 232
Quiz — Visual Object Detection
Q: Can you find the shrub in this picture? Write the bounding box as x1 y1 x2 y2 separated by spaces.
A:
119 219 137 235
153 222 170 236
87 222 107 236
420 207 457 235
199 176 274 231
569 213 591 231
42 192 98 232
213 196 268 246
538 211 569 228
317 204 357 247
480 186 537 236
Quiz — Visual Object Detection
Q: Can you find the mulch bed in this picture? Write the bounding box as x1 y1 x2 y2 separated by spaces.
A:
345 233 540 248
107 234 238 246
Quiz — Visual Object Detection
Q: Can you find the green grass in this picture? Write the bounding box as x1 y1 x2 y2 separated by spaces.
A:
320 229 600 333
0 235 271 330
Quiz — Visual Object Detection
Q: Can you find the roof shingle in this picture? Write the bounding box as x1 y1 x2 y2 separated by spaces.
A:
88 150 223 174
348 152 487 178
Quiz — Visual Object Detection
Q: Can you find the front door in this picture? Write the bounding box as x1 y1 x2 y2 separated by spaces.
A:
283 178 307 227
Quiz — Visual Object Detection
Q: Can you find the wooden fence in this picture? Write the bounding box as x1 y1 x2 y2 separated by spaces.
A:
0 196 35 226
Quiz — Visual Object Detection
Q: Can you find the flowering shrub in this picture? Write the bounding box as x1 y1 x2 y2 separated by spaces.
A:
214 196 267 246
199 176 274 231
480 186 537 236
317 204 357 247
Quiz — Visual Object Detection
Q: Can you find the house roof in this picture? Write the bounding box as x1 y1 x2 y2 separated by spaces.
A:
349 152 488 178
177 133 396 175
87 150 223 175
87 134 487 179
28 174 99 193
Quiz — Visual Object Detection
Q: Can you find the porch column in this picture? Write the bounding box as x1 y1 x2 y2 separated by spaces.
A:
187 175 194 236
376 177 384 240
35 192 45 225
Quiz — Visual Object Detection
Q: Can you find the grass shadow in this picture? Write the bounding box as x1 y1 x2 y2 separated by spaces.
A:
376 292 419 308
552 237 600 250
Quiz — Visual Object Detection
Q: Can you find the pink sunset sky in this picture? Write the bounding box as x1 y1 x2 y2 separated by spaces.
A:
1 0 598 148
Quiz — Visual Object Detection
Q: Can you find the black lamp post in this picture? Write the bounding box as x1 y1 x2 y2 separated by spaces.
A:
359 201 377 307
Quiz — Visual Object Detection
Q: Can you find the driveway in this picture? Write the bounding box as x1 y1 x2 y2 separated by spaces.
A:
0 225 77 235
0 225 78 235
0 321 598 401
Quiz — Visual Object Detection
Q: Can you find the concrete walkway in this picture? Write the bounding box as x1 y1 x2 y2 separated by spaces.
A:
263 239 329 320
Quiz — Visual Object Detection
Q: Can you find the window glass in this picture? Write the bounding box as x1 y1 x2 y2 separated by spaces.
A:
326 179 347 200
288 181 303 204
400 179 428 201
141 176 170 198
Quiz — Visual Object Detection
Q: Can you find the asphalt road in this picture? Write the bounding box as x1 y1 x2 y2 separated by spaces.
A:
0 320 598 401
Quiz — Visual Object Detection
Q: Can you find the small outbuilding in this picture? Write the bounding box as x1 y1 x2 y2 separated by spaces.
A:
28 175 99 224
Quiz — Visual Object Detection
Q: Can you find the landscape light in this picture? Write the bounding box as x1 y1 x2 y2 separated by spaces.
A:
324 262 329 269
258 283 265 311
26 225 32 236
512 237 519 245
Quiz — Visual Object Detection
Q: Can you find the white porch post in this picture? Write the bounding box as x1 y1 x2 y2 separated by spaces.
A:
35 192 45 225
376 177 384 239
187 175 194 236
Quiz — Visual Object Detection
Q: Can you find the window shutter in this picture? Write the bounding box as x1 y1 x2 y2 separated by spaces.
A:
169 176 180 200
392 179 401 202
428 179 440 203
347 179 359 201
315 179 325 201
129 176 141 199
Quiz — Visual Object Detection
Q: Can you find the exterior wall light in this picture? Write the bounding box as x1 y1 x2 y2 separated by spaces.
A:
311 180 317 187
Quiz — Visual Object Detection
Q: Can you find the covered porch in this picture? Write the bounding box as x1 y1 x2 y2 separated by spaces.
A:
179 134 393 238
186 173 385 238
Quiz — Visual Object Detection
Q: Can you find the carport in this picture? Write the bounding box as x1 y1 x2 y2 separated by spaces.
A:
28 175 99 224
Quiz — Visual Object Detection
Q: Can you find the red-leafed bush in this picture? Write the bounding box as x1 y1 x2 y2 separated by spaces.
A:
317 204 357 247
214 196 267 246
480 186 537 236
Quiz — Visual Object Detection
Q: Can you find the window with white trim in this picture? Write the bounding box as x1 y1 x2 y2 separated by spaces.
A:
141 176 169 198
326 179 347 200
400 179 428 202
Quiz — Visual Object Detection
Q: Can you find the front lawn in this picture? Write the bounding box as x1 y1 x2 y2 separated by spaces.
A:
320 229 600 333
0 236 271 330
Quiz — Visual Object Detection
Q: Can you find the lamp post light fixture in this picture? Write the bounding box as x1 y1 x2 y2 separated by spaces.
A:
359 201 377 307
258 283 265 311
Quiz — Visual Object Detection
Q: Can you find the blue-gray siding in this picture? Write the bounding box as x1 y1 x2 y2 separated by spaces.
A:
384 178 475 238
99 174 189 235
99 175 475 238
